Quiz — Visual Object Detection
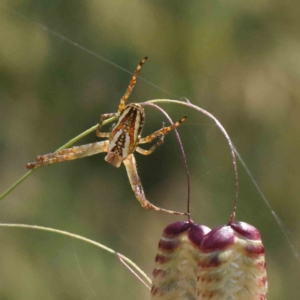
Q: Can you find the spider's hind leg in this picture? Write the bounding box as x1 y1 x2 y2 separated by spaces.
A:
123 154 187 216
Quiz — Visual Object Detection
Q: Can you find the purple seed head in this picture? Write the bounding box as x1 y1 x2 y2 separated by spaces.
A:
188 224 211 247
230 221 261 240
201 225 235 252
163 221 191 238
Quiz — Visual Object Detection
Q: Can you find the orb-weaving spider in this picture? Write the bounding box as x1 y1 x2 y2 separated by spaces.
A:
27 57 187 215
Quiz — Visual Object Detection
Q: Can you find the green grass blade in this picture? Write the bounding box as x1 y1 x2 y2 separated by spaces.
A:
0 116 116 201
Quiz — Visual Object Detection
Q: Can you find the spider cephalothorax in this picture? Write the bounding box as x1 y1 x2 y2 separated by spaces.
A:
27 57 187 215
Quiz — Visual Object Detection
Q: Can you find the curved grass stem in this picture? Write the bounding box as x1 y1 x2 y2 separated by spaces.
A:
0 222 151 287
146 99 239 222
141 102 192 222
0 116 117 201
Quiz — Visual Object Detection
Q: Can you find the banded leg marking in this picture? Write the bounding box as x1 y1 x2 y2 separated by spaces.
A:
26 141 109 169
117 57 148 115
136 135 165 156
138 116 187 144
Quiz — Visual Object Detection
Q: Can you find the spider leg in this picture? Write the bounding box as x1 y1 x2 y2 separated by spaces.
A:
123 154 187 215
138 116 187 144
117 57 148 115
26 140 109 169
136 135 165 155
96 113 116 138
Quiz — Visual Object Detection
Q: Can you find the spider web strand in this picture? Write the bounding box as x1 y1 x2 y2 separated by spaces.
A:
0 4 177 98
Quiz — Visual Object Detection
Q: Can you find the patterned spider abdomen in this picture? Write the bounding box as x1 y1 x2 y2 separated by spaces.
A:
105 104 145 167
197 221 268 300
151 221 211 300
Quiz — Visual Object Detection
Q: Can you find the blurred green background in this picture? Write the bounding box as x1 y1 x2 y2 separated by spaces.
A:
1 0 300 299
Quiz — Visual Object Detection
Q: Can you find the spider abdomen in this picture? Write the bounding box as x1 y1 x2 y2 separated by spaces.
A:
105 104 145 167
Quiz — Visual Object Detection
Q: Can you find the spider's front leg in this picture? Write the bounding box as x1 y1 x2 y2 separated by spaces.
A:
123 154 187 216
117 57 148 115
26 141 109 169
136 116 187 155
136 135 165 156
96 113 116 138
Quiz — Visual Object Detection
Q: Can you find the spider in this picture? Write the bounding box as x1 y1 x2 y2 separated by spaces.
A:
27 57 187 215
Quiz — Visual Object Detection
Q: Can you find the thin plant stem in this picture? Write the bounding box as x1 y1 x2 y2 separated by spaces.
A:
141 102 192 223
117 254 151 290
0 170 34 201
0 116 117 201
0 222 152 286
146 99 239 223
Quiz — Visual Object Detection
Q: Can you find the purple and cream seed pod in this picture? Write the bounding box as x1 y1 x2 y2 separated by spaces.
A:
197 221 268 300
150 95 268 299
151 220 267 300
151 221 211 300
